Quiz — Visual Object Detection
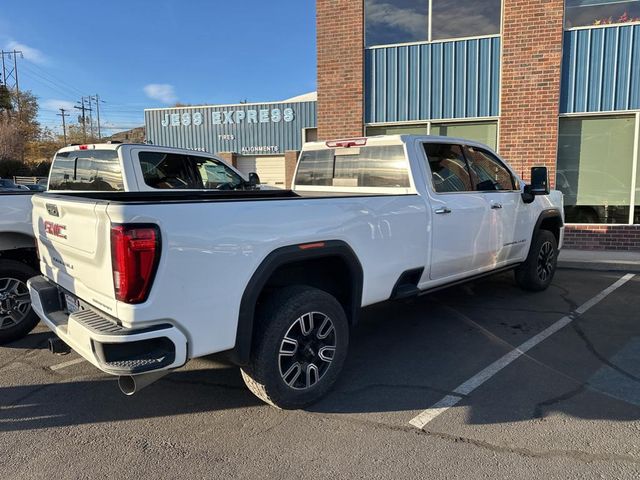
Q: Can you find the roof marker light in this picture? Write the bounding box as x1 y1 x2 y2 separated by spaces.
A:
325 138 368 148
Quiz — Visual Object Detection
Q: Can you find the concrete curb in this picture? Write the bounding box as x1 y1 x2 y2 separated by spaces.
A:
557 249 640 273
557 261 640 273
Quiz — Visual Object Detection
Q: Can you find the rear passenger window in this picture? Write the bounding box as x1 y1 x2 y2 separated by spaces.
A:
49 150 123 191
423 144 473 193
463 146 516 191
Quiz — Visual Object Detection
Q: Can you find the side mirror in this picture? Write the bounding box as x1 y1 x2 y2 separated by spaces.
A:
530 166 550 195
521 167 549 204
248 172 261 187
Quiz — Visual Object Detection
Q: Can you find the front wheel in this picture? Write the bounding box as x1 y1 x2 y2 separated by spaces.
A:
241 286 349 409
514 230 558 292
0 259 40 345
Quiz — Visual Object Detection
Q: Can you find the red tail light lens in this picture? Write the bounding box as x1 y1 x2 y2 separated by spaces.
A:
110 225 160 304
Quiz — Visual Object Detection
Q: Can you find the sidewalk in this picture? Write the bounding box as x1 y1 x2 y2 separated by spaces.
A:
558 249 640 273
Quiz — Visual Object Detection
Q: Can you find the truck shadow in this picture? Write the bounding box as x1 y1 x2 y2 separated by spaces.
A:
2 330 53 350
1 271 638 431
0 363 263 433
311 271 640 423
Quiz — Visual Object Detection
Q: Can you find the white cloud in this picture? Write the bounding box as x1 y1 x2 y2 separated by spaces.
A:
6 40 48 65
143 84 177 104
365 1 427 40
42 99 76 112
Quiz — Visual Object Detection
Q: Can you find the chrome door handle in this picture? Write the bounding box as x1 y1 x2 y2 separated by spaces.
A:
491 203 503 210
434 207 452 215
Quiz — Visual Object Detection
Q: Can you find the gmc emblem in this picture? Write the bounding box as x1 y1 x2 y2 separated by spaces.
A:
44 221 67 239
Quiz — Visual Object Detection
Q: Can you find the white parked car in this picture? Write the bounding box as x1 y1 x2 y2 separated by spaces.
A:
27 135 564 408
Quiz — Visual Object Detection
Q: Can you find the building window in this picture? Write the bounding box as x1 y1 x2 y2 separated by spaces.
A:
303 128 318 143
565 0 640 28
366 124 429 136
365 0 429 47
430 121 498 150
557 115 637 224
365 0 502 47
431 0 502 40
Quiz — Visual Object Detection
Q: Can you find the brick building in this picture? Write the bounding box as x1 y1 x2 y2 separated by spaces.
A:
317 0 640 250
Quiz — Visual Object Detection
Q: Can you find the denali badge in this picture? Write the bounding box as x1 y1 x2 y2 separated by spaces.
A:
44 221 67 239
46 204 60 217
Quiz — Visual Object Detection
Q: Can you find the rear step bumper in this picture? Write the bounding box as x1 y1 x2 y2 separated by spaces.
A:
28 276 188 376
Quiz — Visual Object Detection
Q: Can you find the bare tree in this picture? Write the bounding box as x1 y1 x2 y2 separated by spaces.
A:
0 117 22 162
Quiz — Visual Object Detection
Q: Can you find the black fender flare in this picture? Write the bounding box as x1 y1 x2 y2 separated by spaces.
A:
527 208 564 255
230 240 363 366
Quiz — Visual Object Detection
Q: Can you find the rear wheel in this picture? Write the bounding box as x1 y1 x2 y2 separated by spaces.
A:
0 259 39 344
515 230 558 292
241 286 349 409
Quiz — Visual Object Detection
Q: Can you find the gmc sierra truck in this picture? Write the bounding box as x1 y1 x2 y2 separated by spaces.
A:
27 135 564 408
0 144 261 344
0 192 40 342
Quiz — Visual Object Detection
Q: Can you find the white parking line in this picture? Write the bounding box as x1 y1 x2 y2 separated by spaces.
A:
409 273 636 430
50 357 85 371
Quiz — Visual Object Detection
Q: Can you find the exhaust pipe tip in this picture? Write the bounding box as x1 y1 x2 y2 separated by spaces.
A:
118 371 169 396
118 376 137 396
48 336 71 355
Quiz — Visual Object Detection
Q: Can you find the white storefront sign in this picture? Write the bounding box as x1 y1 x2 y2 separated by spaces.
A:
161 108 295 128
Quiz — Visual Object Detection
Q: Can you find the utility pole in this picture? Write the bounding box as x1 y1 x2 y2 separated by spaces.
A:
57 108 69 144
90 94 102 139
0 50 22 113
86 99 94 139
74 97 87 142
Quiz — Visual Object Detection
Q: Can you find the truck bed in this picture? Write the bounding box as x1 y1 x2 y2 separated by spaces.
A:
38 189 301 203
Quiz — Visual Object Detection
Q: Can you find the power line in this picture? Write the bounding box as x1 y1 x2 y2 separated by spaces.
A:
22 61 86 97
20 65 80 100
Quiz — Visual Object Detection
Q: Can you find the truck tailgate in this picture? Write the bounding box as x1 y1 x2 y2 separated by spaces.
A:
32 194 117 315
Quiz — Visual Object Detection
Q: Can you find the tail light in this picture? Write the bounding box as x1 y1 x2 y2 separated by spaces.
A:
110 225 160 304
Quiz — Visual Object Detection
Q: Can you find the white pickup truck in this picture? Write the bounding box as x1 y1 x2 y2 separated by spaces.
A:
0 143 262 345
0 192 40 341
27 135 564 408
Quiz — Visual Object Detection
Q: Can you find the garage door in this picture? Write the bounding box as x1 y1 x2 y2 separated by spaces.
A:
236 156 286 188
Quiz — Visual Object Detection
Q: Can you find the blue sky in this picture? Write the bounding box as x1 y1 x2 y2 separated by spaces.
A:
0 0 317 135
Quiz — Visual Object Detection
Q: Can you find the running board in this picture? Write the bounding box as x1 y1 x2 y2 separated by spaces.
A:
417 264 521 297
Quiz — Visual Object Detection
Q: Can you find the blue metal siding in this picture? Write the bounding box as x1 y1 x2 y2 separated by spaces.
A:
145 101 316 155
561 25 640 113
365 37 501 123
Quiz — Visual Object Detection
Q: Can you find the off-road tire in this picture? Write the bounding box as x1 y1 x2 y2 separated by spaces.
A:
515 230 558 292
241 286 349 409
0 259 39 344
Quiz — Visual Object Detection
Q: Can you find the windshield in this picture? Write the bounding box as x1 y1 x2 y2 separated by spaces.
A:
138 152 245 190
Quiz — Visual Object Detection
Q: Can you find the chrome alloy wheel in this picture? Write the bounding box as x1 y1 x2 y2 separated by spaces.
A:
537 241 555 282
278 312 336 391
0 277 32 330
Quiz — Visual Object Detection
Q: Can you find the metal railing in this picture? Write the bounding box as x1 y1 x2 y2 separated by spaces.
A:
13 176 47 185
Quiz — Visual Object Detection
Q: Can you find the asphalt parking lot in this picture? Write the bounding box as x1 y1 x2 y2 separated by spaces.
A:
1 269 639 479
